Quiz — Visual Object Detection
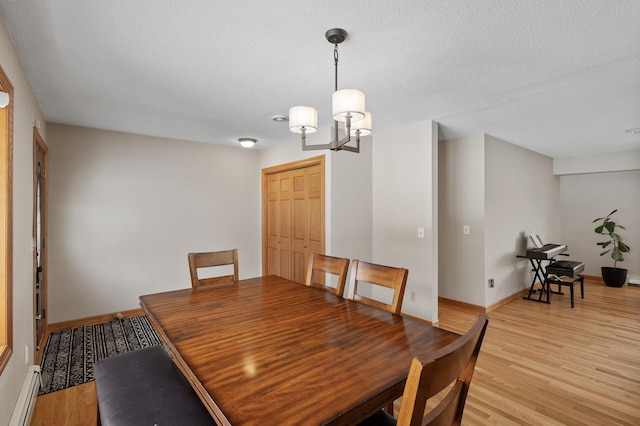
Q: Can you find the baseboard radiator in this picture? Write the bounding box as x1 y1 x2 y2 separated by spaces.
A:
9 365 41 426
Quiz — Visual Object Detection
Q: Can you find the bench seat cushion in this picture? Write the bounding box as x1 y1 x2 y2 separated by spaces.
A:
546 260 585 277
94 345 216 426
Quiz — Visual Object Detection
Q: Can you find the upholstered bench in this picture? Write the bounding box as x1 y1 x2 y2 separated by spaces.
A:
94 345 216 426
546 260 585 308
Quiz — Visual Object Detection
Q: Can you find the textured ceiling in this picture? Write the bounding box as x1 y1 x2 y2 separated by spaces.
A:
1 0 639 158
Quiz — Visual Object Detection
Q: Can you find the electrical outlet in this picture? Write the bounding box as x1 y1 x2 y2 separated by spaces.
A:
488 278 495 288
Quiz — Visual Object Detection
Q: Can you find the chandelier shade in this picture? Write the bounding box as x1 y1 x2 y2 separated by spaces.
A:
288 106 318 134
350 111 372 136
332 89 365 122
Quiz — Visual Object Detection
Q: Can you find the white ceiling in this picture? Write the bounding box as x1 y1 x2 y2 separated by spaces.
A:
1 0 638 158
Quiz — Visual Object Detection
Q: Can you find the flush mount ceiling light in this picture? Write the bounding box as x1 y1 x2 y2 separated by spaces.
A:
289 28 371 153
0 91 9 108
625 128 640 135
238 138 257 148
272 115 289 123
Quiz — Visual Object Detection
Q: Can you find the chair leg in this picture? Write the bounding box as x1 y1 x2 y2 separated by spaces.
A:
570 283 574 308
385 400 395 417
580 276 584 299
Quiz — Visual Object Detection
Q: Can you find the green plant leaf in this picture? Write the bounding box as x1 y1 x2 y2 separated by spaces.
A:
593 210 628 265
612 248 624 262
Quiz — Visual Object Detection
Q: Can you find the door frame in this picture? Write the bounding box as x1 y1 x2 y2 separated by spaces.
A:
33 128 48 354
261 155 325 276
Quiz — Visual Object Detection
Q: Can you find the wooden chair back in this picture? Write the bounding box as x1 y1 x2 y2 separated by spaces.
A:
347 260 408 314
188 249 238 289
397 314 489 426
305 253 350 297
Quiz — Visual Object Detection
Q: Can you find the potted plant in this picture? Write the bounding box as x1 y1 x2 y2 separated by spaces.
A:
593 209 631 287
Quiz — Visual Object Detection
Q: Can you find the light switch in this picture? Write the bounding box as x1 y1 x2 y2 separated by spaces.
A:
463 225 470 235
417 227 425 239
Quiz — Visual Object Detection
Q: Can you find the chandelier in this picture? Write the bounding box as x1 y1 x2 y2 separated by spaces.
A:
289 28 371 153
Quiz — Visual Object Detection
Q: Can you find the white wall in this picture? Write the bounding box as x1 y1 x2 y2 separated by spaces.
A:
484 135 560 306
372 121 438 322
47 124 262 322
554 150 640 175
259 128 334 170
560 171 640 277
438 134 560 308
0 16 47 425
330 136 373 295
438 135 485 306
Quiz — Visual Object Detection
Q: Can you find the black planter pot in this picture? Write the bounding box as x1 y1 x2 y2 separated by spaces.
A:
601 267 628 287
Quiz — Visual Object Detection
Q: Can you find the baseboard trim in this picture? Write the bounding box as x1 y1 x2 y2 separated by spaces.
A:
47 308 144 333
486 289 530 312
438 276 607 318
401 312 436 327
582 274 604 284
439 288 532 314
438 297 486 314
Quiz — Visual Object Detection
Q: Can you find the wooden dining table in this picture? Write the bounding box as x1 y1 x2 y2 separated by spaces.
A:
139 275 459 425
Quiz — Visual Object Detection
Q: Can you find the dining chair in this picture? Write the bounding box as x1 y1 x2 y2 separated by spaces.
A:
187 249 238 289
358 313 490 426
347 260 409 314
305 253 350 297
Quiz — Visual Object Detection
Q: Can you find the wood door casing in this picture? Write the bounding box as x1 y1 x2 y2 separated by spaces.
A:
33 129 48 353
262 156 325 283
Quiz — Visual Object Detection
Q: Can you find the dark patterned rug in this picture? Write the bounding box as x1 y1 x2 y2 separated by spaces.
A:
39 315 162 395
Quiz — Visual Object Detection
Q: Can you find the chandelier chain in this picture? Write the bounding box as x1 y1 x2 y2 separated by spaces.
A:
334 44 339 92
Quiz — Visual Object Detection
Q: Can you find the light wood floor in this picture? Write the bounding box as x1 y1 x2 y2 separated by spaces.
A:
31 279 640 425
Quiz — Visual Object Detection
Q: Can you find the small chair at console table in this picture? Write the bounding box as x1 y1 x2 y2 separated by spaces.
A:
546 260 585 308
